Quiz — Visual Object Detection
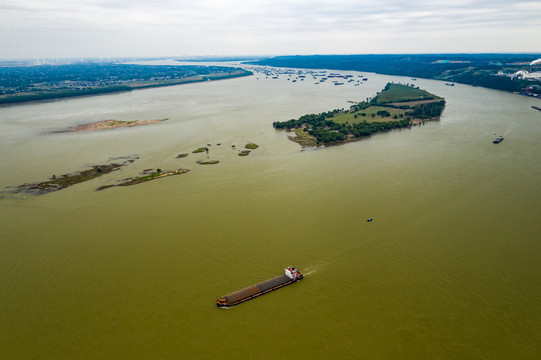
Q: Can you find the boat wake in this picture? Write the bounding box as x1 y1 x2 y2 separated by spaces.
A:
303 267 318 276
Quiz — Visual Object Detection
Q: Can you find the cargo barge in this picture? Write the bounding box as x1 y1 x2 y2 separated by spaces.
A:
216 267 303 307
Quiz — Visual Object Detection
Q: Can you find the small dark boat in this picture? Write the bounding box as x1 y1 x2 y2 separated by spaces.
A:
367 218 373 222
493 136 504 144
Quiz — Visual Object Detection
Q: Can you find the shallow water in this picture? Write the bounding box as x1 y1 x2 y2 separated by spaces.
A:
1 64 540 359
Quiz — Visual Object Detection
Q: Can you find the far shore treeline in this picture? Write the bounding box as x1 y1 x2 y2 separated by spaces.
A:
253 54 541 93
0 63 252 105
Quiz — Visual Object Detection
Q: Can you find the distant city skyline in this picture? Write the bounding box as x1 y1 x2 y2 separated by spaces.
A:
1 0 540 59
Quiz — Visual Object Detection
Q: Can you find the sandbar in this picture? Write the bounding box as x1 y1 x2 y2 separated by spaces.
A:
62 119 168 132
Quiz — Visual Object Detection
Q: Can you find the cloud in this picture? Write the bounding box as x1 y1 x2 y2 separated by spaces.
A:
1 0 540 58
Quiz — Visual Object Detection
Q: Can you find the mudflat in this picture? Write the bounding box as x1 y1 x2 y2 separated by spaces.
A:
63 119 168 132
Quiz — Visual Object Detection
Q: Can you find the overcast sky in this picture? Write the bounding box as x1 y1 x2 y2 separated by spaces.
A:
1 0 540 59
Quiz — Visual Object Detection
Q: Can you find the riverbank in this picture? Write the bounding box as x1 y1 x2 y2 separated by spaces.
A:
0 69 252 106
252 54 541 94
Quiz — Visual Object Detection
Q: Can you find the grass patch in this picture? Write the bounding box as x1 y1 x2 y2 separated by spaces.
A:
373 83 440 104
333 106 406 124
289 128 318 147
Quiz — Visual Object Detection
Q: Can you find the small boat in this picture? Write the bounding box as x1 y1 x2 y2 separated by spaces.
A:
367 218 373 222
532 106 541 111
493 136 504 144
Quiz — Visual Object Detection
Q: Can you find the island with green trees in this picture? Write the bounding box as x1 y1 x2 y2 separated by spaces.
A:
273 83 445 147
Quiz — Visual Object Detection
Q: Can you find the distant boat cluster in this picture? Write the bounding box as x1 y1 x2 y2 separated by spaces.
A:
246 67 368 86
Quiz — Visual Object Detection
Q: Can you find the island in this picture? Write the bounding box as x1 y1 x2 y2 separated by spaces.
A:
60 119 168 132
273 83 445 147
4 141 261 197
238 143 259 156
96 168 189 191
11 157 137 195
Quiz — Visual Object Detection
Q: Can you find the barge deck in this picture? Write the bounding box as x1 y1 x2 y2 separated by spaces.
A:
216 267 303 307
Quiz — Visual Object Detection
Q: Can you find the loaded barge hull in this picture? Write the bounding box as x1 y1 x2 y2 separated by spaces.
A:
216 267 303 307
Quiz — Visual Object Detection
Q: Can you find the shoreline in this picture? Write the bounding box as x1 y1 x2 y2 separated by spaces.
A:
0 70 252 106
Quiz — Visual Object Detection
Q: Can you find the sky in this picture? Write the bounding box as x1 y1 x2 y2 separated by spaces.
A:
1 0 540 59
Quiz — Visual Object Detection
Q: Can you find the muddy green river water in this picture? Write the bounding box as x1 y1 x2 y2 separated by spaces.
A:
1 63 540 359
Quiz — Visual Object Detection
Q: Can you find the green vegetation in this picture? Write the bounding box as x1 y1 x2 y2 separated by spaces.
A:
0 63 252 105
253 54 541 93
289 128 318 147
13 159 136 195
192 147 208 153
96 168 189 190
8 139 262 196
371 83 439 104
274 83 445 146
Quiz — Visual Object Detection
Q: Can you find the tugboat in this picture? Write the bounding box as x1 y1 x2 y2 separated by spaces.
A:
493 136 504 144
216 267 303 307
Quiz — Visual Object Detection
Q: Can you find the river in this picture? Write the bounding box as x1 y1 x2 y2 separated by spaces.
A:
1 62 540 359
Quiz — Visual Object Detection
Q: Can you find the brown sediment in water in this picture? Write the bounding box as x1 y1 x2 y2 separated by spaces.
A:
61 119 168 132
